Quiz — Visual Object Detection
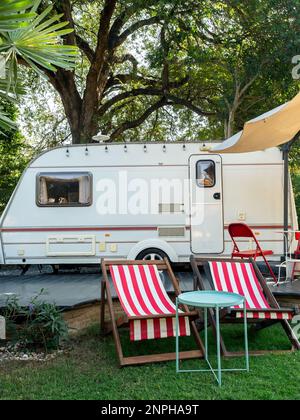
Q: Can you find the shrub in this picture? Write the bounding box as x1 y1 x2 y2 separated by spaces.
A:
2 290 68 352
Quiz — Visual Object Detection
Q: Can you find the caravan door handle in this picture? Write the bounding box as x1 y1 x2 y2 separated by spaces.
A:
213 193 221 200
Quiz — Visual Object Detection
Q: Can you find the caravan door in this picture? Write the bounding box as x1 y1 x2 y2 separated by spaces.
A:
189 155 224 254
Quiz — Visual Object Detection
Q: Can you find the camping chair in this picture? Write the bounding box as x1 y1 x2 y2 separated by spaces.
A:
100 258 205 367
190 256 300 356
228 223 277 283
278 231 300 283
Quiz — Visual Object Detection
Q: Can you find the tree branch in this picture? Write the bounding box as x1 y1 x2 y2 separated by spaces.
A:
75 35 95 63
113 54 139 73
166 94 215 117
110 98 168 140
53 0 77 46
94 0 118 70
113 16 162 48
98 88 164 116
99 85 213 118
104 74 158 92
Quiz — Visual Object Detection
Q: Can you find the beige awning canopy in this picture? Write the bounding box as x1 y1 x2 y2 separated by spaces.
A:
212 92 300 154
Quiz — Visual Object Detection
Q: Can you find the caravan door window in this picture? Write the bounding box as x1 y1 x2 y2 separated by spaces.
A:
37 173 92 207
196 160 216 188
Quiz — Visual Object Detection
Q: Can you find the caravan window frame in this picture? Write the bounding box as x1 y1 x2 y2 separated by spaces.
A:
196 160 216 188
36 172 93 208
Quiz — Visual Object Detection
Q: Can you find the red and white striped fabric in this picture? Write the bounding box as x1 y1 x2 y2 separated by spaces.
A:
110 264 191 341
208 261 293 320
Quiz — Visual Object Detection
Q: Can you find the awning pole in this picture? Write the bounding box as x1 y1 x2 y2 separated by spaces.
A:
283 144 290 257
282 133 300 258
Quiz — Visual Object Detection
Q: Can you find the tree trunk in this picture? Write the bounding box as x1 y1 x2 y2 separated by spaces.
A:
225 108 236 138
47 69 83 144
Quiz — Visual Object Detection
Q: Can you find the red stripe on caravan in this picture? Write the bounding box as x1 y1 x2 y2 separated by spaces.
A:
0 226 159 233
0 224 292 233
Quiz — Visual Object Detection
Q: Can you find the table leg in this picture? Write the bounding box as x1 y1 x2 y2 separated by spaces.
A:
204 307 208 362
216 306 222 387
176 298 179 373
244 301 250 372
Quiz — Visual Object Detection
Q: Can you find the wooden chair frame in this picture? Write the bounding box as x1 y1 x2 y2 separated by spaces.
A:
190 256 300 356
100 258 205 367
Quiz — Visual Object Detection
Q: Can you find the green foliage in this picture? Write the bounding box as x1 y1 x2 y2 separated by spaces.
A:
0 0 78 132
14 0 300 145
0 0 36 31
0 4 78 76
3 289 68 352
292 171 300 224
0 101 32 214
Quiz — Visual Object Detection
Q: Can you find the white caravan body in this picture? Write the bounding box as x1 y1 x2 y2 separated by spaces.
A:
0 142 297 266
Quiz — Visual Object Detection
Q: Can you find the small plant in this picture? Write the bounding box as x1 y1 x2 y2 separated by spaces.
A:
2 289 68 352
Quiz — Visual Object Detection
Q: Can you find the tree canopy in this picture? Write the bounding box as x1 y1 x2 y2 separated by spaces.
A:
1 0 300 145
0 101 32 214
12 0 299 145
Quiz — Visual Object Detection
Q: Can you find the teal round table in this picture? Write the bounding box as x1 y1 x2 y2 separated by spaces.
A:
176 291 250 387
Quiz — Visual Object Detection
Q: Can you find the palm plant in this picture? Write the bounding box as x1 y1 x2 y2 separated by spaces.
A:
0 0 78 133
0 1 36 31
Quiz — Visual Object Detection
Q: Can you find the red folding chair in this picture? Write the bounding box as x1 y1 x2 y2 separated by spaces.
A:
291 232 300 280
228 223 277 283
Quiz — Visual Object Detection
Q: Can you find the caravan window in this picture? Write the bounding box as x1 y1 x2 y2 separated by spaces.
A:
196 160 216 188
37 173 92 207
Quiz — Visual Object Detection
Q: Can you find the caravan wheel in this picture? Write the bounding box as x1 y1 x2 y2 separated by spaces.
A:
136 248 169 262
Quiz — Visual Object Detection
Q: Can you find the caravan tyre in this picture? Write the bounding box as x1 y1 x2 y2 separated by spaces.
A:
136 248 169 262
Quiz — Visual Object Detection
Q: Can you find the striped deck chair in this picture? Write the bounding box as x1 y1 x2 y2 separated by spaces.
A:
101 259 205 367
190 256 300 355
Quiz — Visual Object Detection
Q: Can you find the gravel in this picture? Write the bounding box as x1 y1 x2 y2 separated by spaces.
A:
0 343 65 362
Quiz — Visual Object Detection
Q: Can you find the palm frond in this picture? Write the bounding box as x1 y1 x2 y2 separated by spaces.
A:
0 77 25 96
0 108 17 134
0 0 37 31
0 0 78 133
0 5 78 76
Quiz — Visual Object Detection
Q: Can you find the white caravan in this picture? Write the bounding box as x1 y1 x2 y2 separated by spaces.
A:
0 142 297 266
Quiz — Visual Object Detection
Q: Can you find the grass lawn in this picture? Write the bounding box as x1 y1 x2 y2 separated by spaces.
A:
0 323 300 400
